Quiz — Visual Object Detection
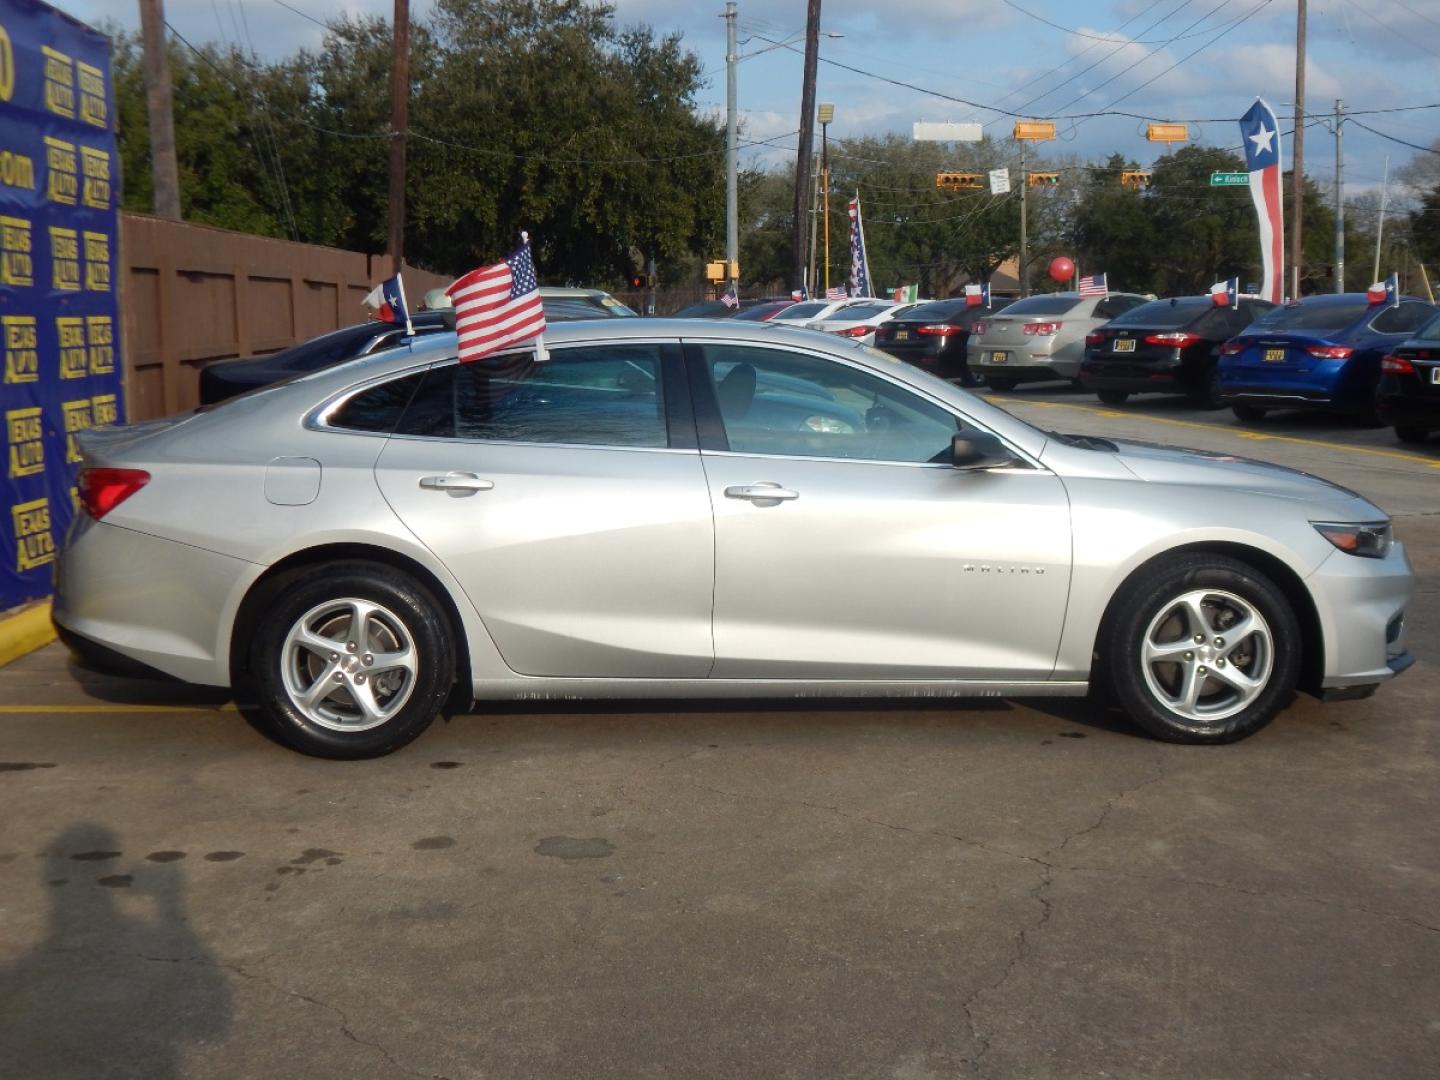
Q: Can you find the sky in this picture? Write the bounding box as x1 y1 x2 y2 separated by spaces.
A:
69 0 1440 197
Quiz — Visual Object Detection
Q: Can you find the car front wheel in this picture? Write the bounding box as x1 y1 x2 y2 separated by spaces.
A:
1232 403 1267 422
1103 554 1300 743
250 562 456 758
1395 425 1430 444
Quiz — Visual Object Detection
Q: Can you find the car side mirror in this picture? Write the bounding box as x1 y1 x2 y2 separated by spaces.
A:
952 431 1021 471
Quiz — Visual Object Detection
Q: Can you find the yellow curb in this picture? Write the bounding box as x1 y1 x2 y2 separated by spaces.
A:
0 599 56 668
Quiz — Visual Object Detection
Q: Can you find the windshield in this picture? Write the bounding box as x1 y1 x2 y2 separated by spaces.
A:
1111 299 1209 327
1000 295 1082 317
1251 299 1370 333
822 302 892 320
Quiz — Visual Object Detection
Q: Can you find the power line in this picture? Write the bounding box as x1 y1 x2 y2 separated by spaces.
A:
269 0 330 30
999 0 1245 46
1349 118 1440 157
1349 0 1440 63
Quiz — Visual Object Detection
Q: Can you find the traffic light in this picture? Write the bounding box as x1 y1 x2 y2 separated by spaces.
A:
628 273 646 289
1121 171 1151 189
936 172 984 191
1028 172 1060 187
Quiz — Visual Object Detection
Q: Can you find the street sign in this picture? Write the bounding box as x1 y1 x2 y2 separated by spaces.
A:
913 121 982 142
1210 172 1249 187
989 168 1011 195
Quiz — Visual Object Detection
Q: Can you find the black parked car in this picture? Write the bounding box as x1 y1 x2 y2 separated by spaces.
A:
1377 312 1440 443
671 296 793 318
1080 295 1275 408
872 297 1012 385
199 313 450 405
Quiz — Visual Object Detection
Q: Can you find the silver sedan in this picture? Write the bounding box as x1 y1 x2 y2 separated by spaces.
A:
55 319 1414 757
968 291 1150 388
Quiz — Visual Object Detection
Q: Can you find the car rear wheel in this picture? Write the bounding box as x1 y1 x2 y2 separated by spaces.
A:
1395 425 1431 444
985 375 1018 392
1103 554 1300 743
1232 403 1267 422
1097 389 1129 406
1192 366 1225 409
250 562 455 758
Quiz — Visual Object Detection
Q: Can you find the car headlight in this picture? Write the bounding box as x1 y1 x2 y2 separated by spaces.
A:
1312 521 1393 559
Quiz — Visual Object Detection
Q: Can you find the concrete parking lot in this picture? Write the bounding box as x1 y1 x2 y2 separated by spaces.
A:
1 388 1437 1079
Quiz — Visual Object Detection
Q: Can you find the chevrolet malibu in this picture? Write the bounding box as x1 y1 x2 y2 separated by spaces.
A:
55 320 1414 758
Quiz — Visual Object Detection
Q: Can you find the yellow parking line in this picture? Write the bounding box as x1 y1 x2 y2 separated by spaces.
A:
0 703 239 714
989 395 1440 469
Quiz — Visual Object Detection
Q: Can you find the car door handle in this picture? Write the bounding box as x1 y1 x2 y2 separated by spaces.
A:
419 472 495 495
724 483 799 502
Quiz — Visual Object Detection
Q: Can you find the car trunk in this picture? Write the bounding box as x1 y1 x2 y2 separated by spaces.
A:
1233 331 1348 373
1391 345 1440 397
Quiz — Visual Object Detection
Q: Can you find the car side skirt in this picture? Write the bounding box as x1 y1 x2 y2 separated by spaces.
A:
469 678 1090 701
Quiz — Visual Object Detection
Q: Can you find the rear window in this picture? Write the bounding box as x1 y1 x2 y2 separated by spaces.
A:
822 302 892 320
1000 295 1082 317
1251 300 1371 332
732 302 793 321
1110 299 1210 328
904 300 968 321
1413 311 1440 342
782 302 829 319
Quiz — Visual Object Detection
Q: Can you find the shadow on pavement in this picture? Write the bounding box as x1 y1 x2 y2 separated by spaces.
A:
0 824 231 1078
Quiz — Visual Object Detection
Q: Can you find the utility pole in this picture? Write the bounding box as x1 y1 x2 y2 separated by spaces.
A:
725 2 738 294
1019 143 1028 297
137 0 181 219
819 103 833 294
1333 99 1344 293
387 0 410 276
1290 0 1307 298
791 0 822 292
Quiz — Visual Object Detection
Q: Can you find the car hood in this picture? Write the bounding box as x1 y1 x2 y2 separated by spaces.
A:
1105 437 1379 511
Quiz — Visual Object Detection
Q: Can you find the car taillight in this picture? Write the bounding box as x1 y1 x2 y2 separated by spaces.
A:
916 324 959 336
832 325 870 337
1024 321 1062 336
1381 354 1415 374
971 321 987 335
1305 345 1354 359
78 468 150 520
1219 339 1246 356
1145 332 1201 347
1085 332 1105 347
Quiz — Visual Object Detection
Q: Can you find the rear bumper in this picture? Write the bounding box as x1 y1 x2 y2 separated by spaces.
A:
1080 357 1187 392
53 519 259 686
970 343 1082 379
1376 394 1440 430
1221 389 1339 410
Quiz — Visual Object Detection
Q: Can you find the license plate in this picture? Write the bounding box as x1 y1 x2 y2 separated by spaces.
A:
989 351 1008 364
1114 339 1135 352
895 329 908 341
1432 366 1440 385
1264 348 1286 362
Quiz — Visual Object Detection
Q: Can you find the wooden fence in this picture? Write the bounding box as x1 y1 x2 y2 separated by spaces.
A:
119 213 450 420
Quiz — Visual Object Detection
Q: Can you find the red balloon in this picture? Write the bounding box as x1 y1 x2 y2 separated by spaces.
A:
1049 257 1075 283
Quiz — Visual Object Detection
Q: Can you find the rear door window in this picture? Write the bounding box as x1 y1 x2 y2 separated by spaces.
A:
1370 302 1434 335
395 344 670 448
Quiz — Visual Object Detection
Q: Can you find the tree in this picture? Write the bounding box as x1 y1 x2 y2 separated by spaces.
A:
1072 153 1157 294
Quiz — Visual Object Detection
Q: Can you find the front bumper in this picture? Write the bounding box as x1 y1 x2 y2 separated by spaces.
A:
53 518 259 686
1309 539 1415 691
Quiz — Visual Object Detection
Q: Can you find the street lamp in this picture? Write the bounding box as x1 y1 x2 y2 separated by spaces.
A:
819 102 835 295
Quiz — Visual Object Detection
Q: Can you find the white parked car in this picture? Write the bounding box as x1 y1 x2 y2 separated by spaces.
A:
806 301 923 345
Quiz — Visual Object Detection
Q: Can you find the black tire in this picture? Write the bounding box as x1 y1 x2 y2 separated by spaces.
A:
1232 403 1267 422
1395 425 1431 444
1191 365 1225 409
1097 389 1129 406
1102 554 1301 744
985 375 1018 392
249 561 456 759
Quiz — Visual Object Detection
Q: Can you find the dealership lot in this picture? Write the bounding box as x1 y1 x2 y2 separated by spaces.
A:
1 393 1437 1079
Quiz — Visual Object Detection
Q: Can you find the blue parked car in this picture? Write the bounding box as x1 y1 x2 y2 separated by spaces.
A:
1217 293 1436 423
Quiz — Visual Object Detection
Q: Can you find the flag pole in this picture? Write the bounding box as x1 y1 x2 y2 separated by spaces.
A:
396 272 414 337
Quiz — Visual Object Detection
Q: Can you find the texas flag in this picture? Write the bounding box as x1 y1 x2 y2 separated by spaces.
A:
363 273 413 335
964 281 991 308
1239 98 1284 304
1209 277 1239 307
1367 271 1400 308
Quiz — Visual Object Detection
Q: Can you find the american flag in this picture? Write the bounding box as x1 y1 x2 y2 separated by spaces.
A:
446 236 546 363
1077 272 1108 298
825 286 847 300
720 285 739 309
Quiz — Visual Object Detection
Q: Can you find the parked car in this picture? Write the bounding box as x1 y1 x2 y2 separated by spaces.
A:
968 291 1150 389
199 314 450 405
200 288 637 404
874 297 1014 386
1217 293 1437 423
1080 295 1276 407
730 300 798 321
768 297 874 327
672 296 791 318
57 319 1412 758
806 300 919 345
1376 311 1440 443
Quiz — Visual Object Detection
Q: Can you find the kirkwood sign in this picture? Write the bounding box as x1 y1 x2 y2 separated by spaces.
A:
0 0 123 609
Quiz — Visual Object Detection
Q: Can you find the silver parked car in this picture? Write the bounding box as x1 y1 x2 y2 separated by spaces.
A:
55 320 1413 758
968 291 1149 389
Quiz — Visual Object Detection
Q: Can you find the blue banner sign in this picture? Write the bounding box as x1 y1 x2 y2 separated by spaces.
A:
0 0 122 610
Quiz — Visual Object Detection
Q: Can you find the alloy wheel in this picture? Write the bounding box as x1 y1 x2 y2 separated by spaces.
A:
1140 588 1273 724
280 598 419 731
